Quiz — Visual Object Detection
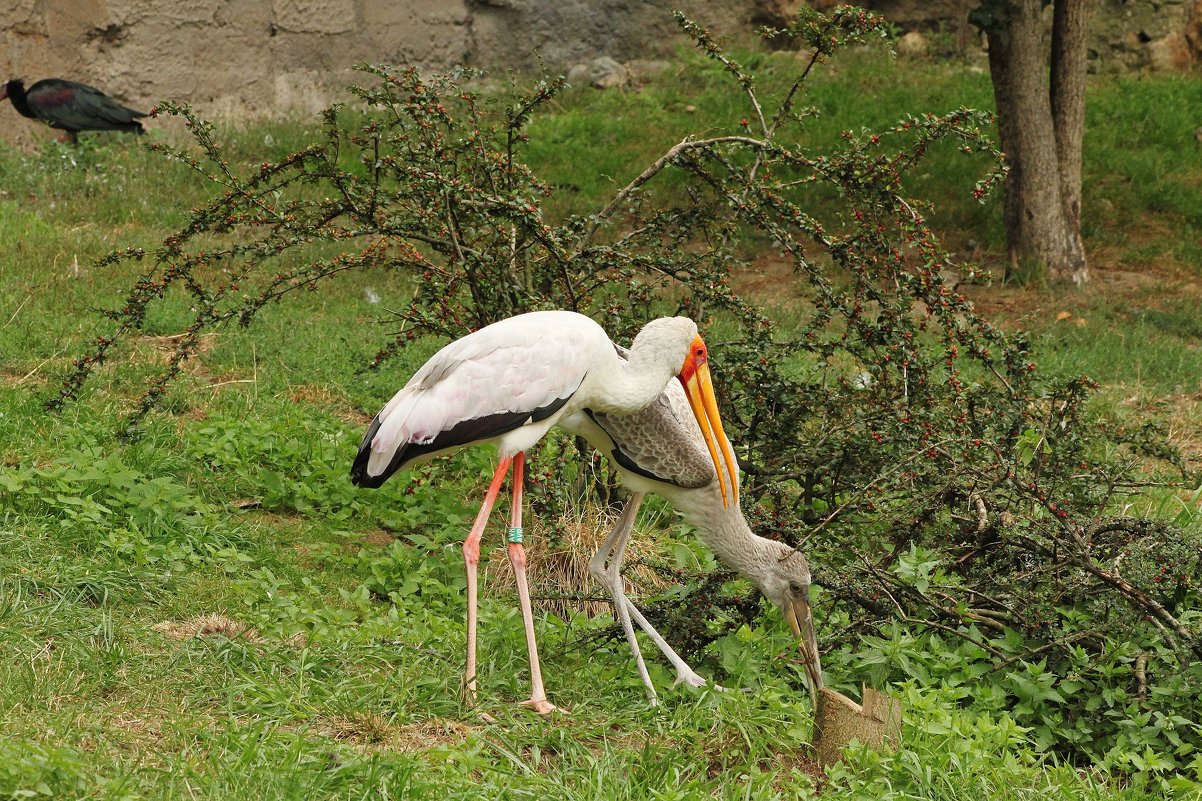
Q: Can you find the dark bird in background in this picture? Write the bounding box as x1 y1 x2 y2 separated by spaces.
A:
0 78 147 143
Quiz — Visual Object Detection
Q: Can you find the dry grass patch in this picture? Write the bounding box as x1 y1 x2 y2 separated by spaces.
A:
0 365 51 388
154 613 310 647
133 331 260 400
482 507 675 619
312 713 476 752
1164 393 1202 465
125 332 254 416
104 708 167 743
360 528 398 549
95 705 186 767
288 383 373 427
135 331 220 364
153 612 262 642
1097 384 1202 466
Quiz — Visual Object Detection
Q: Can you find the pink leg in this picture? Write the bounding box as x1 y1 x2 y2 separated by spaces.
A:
463 455 513 707
507 452 557 714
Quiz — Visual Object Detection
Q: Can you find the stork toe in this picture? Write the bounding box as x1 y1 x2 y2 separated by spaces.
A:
520 698 559 716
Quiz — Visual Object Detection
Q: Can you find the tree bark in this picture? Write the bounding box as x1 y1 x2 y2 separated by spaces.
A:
1051 0 1089 257
978 0 1089 285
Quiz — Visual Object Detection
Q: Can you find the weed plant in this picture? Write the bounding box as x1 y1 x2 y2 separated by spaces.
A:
1 5 1200 799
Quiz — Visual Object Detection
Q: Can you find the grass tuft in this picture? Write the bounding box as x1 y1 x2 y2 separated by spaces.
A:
0 44 1199 801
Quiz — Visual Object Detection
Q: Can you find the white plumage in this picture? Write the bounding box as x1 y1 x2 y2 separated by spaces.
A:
351 310 739 714
359 311 604 479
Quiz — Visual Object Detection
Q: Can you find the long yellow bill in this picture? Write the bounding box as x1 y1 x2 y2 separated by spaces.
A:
678 336 740 509
783 588 824 710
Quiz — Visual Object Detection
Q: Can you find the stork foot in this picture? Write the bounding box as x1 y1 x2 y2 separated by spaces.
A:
672 671 710 689
520 697 558 716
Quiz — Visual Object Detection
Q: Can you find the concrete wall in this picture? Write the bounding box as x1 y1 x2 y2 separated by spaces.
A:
1 0 479 145
1 0 1199 147
0 0 802 146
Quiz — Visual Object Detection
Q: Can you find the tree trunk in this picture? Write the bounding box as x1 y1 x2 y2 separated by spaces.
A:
978 0 1089 285
1051 0 1089 253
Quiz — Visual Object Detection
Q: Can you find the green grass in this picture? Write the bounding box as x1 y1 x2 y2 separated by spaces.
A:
2 48 1201 800
527 48 1000 246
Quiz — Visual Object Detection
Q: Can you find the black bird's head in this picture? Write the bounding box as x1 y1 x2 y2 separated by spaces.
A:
0 79 24 103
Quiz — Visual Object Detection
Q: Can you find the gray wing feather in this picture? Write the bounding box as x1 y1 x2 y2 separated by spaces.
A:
588 345 715 489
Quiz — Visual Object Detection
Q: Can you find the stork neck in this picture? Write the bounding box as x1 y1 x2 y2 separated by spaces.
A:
662 489 775 583
590 345 678 415
699 510 774 577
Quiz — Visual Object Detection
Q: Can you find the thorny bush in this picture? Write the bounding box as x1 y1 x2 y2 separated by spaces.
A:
50 6 1199 770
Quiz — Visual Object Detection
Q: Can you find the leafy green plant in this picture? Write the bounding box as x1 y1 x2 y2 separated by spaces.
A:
844 618 1202 790
0 741 89 800
39 3 1200 779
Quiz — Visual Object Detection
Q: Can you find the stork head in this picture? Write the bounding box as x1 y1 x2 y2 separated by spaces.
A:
633 317 740 510
758 541 824 709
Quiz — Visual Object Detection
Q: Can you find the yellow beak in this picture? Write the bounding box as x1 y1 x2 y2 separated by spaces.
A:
783 587 824 710
678 337 739 509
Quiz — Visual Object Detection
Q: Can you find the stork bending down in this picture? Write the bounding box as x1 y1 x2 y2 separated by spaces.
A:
561 348 824 708
350 310 738 714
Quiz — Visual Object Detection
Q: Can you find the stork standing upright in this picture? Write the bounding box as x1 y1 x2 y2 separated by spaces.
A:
0 78 146 143
560 345 824 708
351 310 739 714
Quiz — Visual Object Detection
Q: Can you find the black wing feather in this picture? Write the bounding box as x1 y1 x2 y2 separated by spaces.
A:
350 393 573 489
27 79 145 133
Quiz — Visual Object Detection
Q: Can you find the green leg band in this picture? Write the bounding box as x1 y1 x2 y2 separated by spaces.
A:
507 526 524 544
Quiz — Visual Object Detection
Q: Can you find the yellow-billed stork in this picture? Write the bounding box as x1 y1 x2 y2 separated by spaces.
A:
351 310 738 714
561 345 824 708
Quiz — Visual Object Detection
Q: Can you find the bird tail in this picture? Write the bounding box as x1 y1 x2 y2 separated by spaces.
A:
350 415 398 488
349 388 427 488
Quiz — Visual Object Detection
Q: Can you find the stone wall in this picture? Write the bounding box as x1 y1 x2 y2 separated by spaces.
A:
1090 0 1202 72
0 0 804 146
0 0 479 146
845 0 1202 72
1 0 1198 147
